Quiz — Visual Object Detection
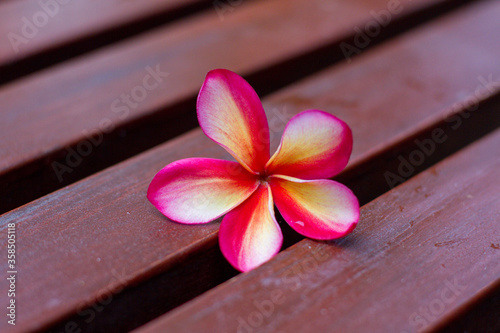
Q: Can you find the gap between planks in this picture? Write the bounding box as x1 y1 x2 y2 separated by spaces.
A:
0 0 218 85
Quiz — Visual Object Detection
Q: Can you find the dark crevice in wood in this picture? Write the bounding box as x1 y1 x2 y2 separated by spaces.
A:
0 0 219 86
44 238 239 333
244 0 475 98
432 281 500 333
335 92 500 209
1 97 199 214
0 0 477 215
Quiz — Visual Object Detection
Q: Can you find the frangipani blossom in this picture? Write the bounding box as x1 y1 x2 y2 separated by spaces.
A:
148 69 359 272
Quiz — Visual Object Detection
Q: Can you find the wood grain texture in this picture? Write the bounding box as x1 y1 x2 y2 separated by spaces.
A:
0 0 471 214
135 126 500 333
1 0 500 332
0 0 215 83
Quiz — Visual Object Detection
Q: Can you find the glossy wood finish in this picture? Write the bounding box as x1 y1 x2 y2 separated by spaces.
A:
135 126 500 333
0 0 470 214
1 1 499 332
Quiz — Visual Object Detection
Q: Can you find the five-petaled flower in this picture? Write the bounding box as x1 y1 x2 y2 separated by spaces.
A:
148 69 359 272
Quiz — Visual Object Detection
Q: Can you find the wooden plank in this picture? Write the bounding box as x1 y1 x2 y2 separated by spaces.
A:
0 0 471 214
134 125 500 333
0 0 214 84
1 0 500 332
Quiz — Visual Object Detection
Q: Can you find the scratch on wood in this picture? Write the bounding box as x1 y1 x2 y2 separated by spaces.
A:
434 238 467 247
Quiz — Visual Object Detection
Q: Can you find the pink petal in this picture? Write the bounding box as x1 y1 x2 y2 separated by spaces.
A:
219 184 283 272
269 175 359 240
266 110 352 179
197 69 270 174
147 158 259 224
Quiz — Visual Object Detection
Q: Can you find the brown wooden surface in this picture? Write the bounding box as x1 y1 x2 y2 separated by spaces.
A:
0 0 470 214
0 1 499 332
135 126 500 333
0 0 214 83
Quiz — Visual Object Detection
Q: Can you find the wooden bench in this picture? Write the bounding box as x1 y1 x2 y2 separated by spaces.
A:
0 0 498 332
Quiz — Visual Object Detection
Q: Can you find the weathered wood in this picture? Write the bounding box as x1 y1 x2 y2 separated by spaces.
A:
0 0 471 214
134 127 500 333
1 0 499 332
0 0 215 83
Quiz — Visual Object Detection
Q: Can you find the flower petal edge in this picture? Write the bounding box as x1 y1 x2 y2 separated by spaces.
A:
197 69 270 174
219 183 283 272
266 110 352 179
147 158 259 224
269 175 359 240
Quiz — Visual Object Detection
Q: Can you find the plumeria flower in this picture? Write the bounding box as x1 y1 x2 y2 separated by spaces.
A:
148 69 359 272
